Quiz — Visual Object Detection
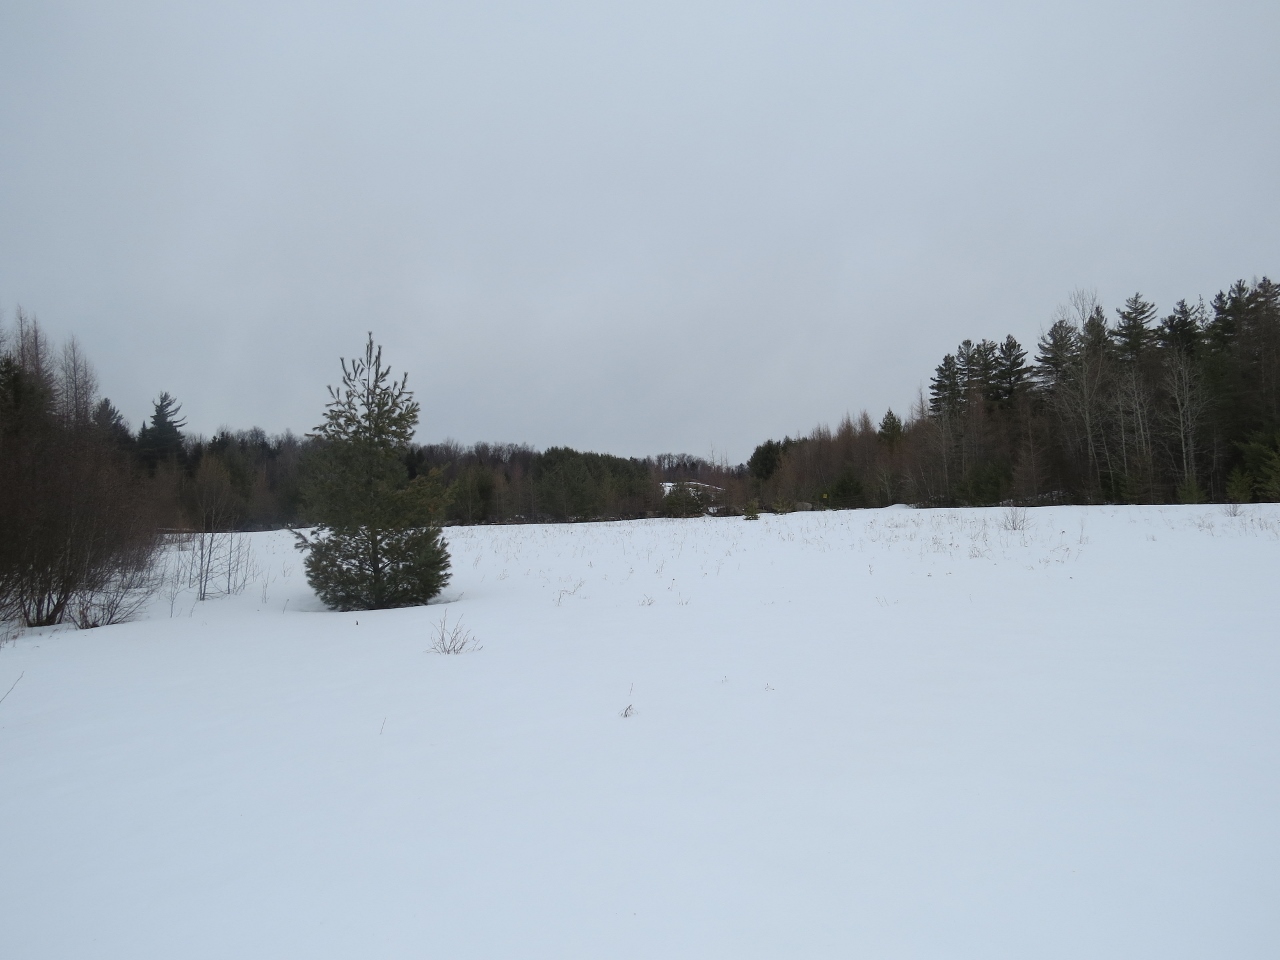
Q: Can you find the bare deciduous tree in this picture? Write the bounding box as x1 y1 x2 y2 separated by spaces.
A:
1161 349 1209 497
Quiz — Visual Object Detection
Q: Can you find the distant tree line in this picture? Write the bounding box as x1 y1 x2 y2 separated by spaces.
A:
4 273 1277 627
0 312 734 552
745 278 1280 509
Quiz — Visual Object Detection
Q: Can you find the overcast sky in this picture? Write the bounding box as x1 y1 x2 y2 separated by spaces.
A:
1 0 1277 461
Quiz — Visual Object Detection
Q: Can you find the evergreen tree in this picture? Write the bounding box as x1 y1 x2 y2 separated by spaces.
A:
1157 299 1205 356
1113 293 1157 365
92 398 135 451
995 335 1028 403
960 339 1000 402
296 334 450 611
826 468 866 508
747 439 783 482
137 392 186 468
1034 318 1080 392
1225 467 1254 504
929 353 963 416
660 481 705 517
1081 305 1111 358
877 409 904 446
1206 281 1249 353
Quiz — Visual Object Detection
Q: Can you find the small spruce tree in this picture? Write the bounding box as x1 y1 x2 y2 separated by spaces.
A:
1175 475 1207 505
1225 467 1254 504
1260 449 1280 503
296 334 450 610
877 409 904 446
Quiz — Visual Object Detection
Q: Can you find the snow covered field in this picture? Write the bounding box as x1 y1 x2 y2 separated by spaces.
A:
2 505 1278 959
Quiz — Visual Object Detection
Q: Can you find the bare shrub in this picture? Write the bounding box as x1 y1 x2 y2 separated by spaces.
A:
159 544 191 617
1000 505 1031 532
0 312 163 628
0 412 163 626
430 611 481 654
70 537 162 628
189 530 255 601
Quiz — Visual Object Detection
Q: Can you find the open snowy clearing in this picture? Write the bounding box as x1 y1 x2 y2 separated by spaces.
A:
2 505 1279 958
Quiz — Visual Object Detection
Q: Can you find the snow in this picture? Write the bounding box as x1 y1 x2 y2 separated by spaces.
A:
2 505 1279 958
659 481 723 495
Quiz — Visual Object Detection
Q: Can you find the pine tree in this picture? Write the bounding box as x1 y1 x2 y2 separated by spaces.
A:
929 353 963 416
1157 299 1205 356
137 392 186 468
1034 318 1080 392
92 399 135 451
1113 293 1157 365
960 339 1000 402
995 335 1028 404
747 439 782 482
877 409 904 446
1081 305 1111 358
296 334 450 611
1206 282 1248 353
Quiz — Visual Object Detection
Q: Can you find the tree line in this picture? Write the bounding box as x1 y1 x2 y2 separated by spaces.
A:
4 274 1277 625
746 278 1280 510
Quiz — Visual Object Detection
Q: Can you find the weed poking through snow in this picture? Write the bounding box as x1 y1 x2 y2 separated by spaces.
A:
1000 505 1031 532
430 611 482 655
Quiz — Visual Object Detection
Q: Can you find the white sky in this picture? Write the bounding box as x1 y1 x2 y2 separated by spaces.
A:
2 0 1277 461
